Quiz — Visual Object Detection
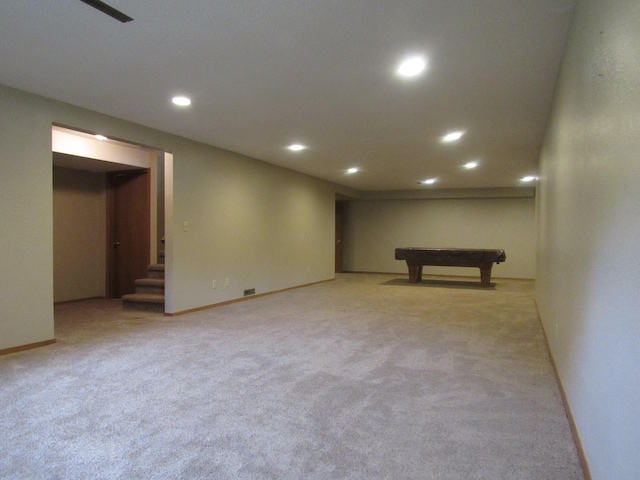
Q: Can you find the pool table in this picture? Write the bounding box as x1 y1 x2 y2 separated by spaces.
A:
394 248 506 287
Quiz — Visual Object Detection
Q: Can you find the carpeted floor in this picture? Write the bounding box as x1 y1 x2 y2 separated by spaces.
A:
0 274 583 479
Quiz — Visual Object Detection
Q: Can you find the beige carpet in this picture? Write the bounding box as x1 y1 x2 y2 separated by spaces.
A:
0 274 583 479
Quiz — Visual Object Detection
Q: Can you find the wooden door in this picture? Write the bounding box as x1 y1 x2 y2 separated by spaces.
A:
107 169 150 298
335 201 344 273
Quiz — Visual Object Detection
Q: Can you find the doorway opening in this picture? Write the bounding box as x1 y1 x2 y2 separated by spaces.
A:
335 201 344 273
52 125 171 310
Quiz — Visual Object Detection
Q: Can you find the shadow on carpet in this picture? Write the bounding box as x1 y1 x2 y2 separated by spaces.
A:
380 277 495 289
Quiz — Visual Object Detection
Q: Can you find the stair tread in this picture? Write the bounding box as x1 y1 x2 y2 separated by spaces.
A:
148 264 165 271
122 293 165 304
135 278 165 286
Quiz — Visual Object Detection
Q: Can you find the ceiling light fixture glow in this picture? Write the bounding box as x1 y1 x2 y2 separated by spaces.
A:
418 178 438 185
287 144 307 152
441 131 465 143
396 56 427 77
172 96 191 106
346 167 359 174
464 161 478 169
521 176 538 182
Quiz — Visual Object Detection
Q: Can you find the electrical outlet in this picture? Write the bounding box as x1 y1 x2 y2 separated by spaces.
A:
225 278 230 287
212 280 217 289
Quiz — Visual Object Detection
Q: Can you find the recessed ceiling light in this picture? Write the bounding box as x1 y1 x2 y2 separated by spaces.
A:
418 178 438 185
521 176 538 182
346 167 359 174
287 144 307 151
94 134 108 141
441 131 465 143
172 96 191 106
464 161 478 169
396 56 427 77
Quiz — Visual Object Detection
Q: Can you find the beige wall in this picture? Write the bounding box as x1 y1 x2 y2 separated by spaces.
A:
53 167 107 302
0 84 336 350
343 196 535 279
536 0 640 478
0 87 55 350
169 140 335 312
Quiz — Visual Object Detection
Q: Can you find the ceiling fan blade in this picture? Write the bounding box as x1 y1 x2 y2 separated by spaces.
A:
78 0 134 23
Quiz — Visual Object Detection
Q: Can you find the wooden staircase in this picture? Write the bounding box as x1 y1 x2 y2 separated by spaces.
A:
122 251 165 312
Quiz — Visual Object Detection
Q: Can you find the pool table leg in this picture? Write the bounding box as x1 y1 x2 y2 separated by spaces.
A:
479 264 492 287
407 263 423 283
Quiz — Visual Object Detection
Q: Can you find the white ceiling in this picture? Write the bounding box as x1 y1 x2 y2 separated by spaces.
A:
0 0 576 192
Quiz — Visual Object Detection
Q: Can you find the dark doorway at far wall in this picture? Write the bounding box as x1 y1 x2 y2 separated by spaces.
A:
335 201 344 273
